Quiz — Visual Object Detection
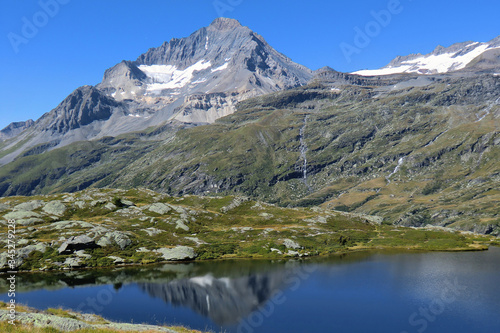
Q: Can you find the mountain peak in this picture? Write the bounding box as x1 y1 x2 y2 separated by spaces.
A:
208 17 242 31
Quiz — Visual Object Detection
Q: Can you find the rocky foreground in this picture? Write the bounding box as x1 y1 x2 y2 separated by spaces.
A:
0 302 200 332
0 188 497 272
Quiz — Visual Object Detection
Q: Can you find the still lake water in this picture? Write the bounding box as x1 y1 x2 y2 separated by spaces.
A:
2 248 500 333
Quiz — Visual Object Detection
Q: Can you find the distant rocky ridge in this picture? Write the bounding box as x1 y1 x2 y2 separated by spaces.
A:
0 119 34 140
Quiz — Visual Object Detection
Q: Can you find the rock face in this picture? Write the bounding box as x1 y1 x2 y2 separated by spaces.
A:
38 86 118 135
156 246 196 261
58 235 98 254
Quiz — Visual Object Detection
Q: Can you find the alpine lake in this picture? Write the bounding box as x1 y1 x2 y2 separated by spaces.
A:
2 247 500 333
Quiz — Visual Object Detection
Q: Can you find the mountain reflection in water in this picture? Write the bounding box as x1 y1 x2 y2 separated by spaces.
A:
138 270 287 325
9 251 499 333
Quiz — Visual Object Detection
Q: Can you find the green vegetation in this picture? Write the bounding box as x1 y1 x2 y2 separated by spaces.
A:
0 188 496 273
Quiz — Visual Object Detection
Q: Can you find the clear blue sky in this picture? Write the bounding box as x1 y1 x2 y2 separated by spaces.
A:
1 0 499 129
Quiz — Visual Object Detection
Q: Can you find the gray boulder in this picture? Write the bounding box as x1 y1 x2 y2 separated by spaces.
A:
105 202 117 210
14 200 44 211
17 218 44 226
0 203 9 212
3 210 41 220
144 228 164 236
74 201 86 209
58 235 98 254
43 201 67 216
88 226 110 237
175 219 189 231
90 200 106 207
121 199 134 207
64 257 83 268
62 195 76 203
75 250 92 259
271 248 283 254
116 206 144 217
184 237 207 245
221 196 249 213
0 243 47 269
148 203 172 215
0 252 11 269
49 221 94 230
108 256 125 264
283 239 301 249
165 203 187 214
361 214 384 224
17 239 30 246
156 246 196 261
96 231 131 250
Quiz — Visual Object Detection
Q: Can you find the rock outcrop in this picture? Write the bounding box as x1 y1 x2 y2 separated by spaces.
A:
155 246 196 261
58 236 98 254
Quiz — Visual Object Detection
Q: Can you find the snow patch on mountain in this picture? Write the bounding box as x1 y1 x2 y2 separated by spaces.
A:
354 42 500 76
211 62 229 72
139 60 212 92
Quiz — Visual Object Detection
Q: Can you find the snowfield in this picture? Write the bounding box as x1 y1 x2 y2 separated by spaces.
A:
354 43 500 76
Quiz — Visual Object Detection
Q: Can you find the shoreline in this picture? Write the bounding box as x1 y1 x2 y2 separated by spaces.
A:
0 303 202 333
0 243 494 276
1 189 497 274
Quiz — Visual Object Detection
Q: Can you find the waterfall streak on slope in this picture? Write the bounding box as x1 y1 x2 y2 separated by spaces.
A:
424 130 448 147
299 115 311 190
386 157 405 183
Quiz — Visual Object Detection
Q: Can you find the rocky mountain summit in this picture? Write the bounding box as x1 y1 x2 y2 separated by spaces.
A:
99 17 312 123
0 18 312 166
